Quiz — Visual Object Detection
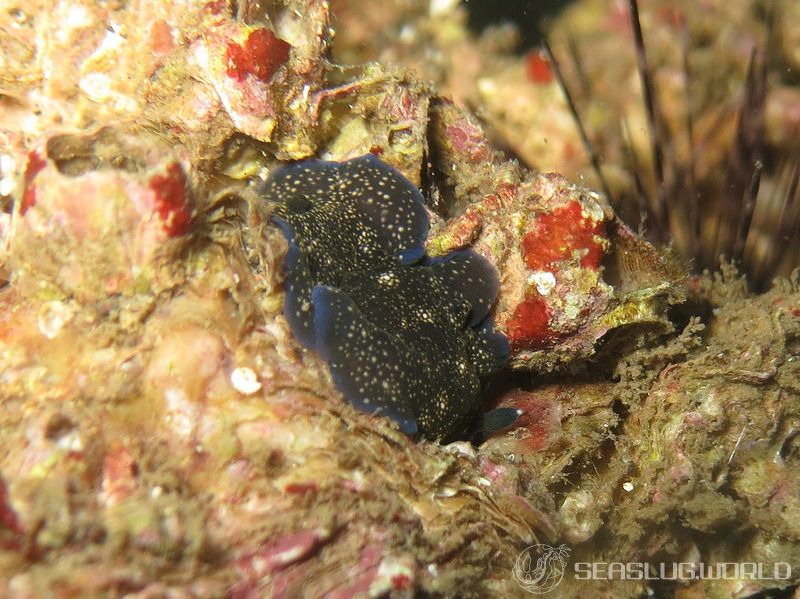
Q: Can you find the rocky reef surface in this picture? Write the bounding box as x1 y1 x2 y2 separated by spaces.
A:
0 1 798 597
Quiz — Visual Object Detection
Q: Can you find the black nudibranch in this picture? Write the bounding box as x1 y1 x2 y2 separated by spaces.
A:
263 154 511 440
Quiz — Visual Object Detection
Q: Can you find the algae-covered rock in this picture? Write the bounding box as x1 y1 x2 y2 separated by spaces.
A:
0 1 798 598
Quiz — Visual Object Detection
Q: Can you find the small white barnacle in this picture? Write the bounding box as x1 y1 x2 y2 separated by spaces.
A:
231 367 262 395
37 301 74 339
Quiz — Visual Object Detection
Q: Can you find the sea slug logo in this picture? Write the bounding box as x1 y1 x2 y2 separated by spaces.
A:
513 543 572 594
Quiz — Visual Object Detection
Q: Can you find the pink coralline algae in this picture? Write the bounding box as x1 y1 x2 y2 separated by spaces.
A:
0 476 24 552
149 162 193 237
20 151 47 215
204 0 229 16
234 529 331 579
445 121 493 164
100 444 139 509
149 19 176 57
427 101 679 371
493 390 564 452
183 21 300 142
525 49 554 85
521 200 606 272
506 296 557 353
507 198 608 352
430 170 614 366
226 28 291 83
10 139 195 302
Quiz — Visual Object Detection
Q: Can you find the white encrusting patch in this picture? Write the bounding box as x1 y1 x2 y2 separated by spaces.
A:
231 367 262 395
527 271 557 296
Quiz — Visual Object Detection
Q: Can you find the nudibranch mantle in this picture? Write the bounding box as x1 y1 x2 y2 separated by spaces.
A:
263 154 509 439
265 155 429 348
